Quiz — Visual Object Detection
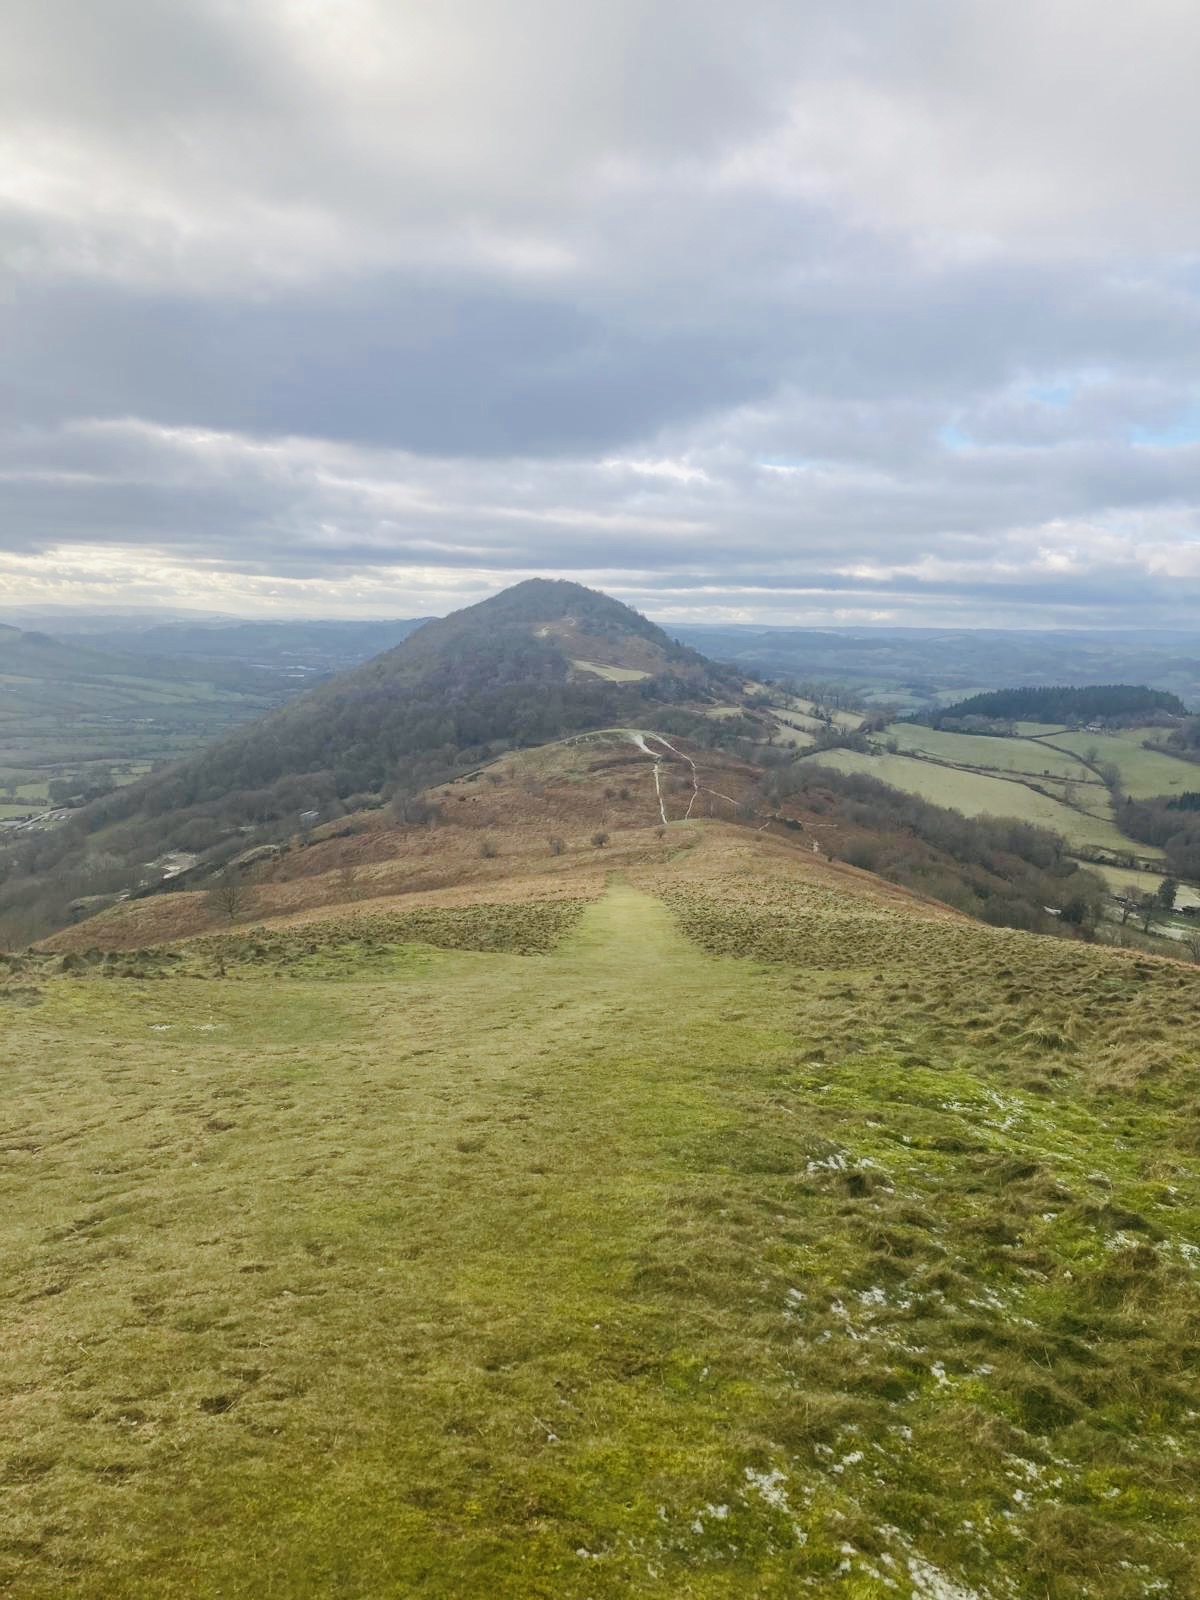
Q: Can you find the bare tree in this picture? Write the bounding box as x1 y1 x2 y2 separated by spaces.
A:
548 836 566 856
1185 931 1200 964
207 868 252 923
591 830 610 848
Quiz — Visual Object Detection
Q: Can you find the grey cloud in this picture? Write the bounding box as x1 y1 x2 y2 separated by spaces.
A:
0 0 1199 627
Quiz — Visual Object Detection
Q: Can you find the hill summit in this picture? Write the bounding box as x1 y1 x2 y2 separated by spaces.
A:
52 579 740 878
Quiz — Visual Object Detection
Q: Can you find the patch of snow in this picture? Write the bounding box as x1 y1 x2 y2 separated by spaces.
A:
743 1466 790 1512
908 1556 983 1600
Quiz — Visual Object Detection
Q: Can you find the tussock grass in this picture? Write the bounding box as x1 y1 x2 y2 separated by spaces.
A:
2 867 1200 1596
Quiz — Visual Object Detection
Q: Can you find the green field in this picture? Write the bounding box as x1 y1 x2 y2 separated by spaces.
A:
1031 729 1198 800
1086 861 1200 909
799 747 1157 859
4 874 1200 1596
885 723 1093 782
0 629 281 808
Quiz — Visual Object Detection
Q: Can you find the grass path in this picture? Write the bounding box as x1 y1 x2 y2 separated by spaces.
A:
4 881 1200 1597
1 886 805 1599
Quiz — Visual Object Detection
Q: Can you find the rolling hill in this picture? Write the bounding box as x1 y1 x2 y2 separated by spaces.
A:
53 615 433 676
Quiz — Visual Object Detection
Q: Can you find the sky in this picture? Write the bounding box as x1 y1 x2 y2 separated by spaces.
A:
2 1 1200 629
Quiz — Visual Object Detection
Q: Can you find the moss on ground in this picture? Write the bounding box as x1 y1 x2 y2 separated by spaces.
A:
1 879 1198 1597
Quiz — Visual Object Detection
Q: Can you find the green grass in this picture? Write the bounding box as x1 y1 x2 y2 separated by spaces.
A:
799 748 1152 859
885 723 1093 781
3 879 1200 1596
1031 730 1198 800
570 658 651 683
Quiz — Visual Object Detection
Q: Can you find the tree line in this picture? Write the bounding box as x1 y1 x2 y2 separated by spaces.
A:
927 684 1187 729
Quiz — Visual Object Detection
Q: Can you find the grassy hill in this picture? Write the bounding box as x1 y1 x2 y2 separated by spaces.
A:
4 828 1200 1597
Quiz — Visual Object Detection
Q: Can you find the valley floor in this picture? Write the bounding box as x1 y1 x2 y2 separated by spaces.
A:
3 859 1200 1597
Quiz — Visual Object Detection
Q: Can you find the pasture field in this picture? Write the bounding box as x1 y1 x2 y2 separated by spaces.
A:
4 846 1200 1598
1086 862 1200 909
884 724 1092 782
797 748 1154 859
0 644 278 814
767 710 818 747
0 761 156 820
1032 730 1197 800
792 697 863 731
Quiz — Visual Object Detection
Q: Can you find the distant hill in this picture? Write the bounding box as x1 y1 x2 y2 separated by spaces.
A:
0 624 299 842
0 620 290 696
97 578 736 813
0 581 747 936
0 623 166 684
929 683 1187 727
68 616 432 676
672 624 1200 712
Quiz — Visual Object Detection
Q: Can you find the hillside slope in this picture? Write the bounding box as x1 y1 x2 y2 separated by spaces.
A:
90 578 738 816
4 834 1200 1597
0 582 749 939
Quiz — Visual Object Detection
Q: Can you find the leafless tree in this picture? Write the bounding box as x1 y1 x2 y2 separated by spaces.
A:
207 868 253 923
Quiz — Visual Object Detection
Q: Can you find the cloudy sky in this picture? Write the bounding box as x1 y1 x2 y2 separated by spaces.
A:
2 0 1200 627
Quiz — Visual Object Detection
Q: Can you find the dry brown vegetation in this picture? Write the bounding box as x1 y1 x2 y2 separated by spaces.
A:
42 735 765 952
